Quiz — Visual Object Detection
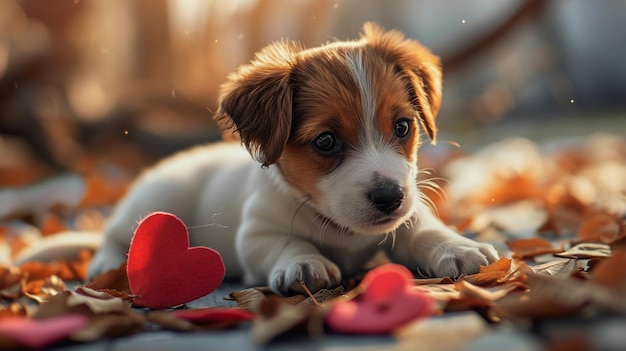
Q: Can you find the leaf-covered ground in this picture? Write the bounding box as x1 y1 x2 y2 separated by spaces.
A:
1 134 625 350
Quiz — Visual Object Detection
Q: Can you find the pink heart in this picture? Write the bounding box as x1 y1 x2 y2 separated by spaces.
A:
326 264 433 334
0 315 88 349
127 212 225 309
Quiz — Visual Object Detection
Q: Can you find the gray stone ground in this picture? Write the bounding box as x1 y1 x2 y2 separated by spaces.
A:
39 113 626 350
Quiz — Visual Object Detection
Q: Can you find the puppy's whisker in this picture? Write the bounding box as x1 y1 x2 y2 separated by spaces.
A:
291 198 312 235
187 212 229 231
319 217 333 247
187 223 229 230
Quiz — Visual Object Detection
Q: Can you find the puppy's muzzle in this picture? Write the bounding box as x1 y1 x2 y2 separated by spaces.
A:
368 184 404 214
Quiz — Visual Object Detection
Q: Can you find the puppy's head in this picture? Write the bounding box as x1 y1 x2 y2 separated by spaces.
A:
215 22 442 235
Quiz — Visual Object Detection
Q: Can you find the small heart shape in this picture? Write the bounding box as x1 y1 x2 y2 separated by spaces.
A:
0 315 88 349
173 307 255 323
127 212 225 309
326 264 433 334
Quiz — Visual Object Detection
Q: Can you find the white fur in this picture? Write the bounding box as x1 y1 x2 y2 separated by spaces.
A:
89 140 499 294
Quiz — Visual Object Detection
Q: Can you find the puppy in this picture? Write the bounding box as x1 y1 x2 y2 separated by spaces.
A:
88 23 499 295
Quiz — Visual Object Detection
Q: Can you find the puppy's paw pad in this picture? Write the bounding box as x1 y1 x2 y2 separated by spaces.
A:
270 256 341 295
428 242 499 278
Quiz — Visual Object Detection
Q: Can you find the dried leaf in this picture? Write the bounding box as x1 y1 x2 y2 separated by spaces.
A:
16 251 91 286
33 290 145 341
413 277 455 285
69 313 145 342
414 283 460 313
75 286 136 301
148 307 255 332
494 266 626 320
18 262 56 282
589 249 626 294
0 267 22 300
0 302 32 319
506 237 563 259
462 257 511 286
395 311 488 351
479 256 512 274
455 280 525 303
228 286 328 314
554 243 611 259
78 171 129 208
83 263 132 298
575 212 625 245
229 287 276 314
34 290 131 318
22 275 67 303
252 297 326 345
530 258 578 277
40 213 69 236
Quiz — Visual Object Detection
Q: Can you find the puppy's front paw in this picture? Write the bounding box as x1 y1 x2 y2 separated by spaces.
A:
425 239 499 279
270 255 342 295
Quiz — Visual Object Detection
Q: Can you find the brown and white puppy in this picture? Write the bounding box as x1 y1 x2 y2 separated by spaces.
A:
88 23 499 295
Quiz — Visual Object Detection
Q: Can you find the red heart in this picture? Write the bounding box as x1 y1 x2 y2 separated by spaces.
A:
173 307 255 323
127 212 225 309
325 264 433 334
0 315 88 349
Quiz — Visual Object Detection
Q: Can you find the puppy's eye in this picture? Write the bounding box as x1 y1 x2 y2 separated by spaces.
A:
394 118 411 139
311 132 340 156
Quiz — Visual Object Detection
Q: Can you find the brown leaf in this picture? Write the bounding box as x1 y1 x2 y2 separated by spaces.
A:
18 250 92 283
18 262 56 282
70 313 145 342
83 263 132 298
462 257 511 286
589 249 626 294
0 267 23 300
475 173 544 207
228 286 337 314
413 277 455 285
395 311 488 351
554 243 611 259
494 266 626 320
229 287 275 314
0 302 32 319
77 171 129 208
414 283 460 313
575 212 625 245
506 237 563 259
22 275 67 303
252 297 326 345
75 286 136 301
480 256 512 274
530 258 578 277
147 308 255 332
32 290 145 341
40 213 69 236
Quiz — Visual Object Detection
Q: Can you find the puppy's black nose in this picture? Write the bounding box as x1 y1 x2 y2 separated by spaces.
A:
369 186 404 214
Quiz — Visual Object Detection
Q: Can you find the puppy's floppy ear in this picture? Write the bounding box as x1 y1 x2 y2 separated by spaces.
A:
215 41 300 166
362 22 442 143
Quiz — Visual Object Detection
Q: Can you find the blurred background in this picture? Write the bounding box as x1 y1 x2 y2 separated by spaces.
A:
1 0 625 186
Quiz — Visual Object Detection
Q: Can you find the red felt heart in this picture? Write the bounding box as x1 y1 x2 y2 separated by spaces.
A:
325 264 433 334
0 315 88 349
127 212 225 309
173 307 255 323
